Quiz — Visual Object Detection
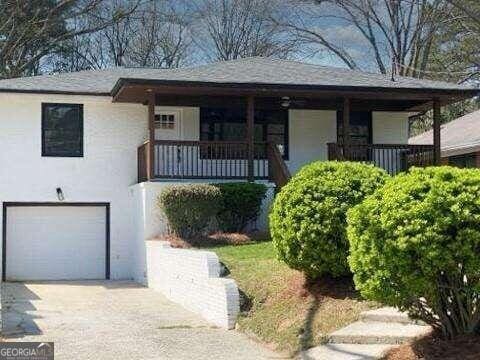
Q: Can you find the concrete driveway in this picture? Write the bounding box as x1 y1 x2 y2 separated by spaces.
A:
2 281 283 360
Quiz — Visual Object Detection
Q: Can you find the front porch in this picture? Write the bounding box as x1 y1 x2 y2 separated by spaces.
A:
131 95 442 187
100 57 478 186
111 77 466 187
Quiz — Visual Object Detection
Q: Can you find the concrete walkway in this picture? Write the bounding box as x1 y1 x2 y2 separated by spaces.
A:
2 281 283 360
303 307 431 360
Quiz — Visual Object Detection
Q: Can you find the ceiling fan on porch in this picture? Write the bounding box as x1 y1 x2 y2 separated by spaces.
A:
280 96 307 108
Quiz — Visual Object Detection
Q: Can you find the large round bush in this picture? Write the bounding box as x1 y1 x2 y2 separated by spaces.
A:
270 161 389 278
347 166 480 338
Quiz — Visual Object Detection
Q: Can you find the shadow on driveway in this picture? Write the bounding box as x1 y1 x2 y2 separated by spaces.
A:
2 281 285 360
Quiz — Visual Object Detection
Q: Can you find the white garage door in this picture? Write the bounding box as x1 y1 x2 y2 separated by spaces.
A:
6 205 107 281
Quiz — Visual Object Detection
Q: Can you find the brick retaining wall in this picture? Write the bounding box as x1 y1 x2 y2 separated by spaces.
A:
145 240 239 329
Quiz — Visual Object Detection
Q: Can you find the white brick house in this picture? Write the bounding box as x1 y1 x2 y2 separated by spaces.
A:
0 57 475 283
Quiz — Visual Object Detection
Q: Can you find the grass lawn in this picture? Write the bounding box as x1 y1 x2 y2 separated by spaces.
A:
207 241 378 356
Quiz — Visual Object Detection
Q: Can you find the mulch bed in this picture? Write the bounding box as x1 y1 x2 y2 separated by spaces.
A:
279 273 360 300
151 231 269 249
383 332 480 360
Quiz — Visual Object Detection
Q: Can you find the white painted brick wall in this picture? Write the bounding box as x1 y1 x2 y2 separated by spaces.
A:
0 93 147 280
145 240 240 329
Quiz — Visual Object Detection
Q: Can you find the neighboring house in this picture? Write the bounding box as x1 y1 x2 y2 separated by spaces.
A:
409 110 480 168
0 57 476 283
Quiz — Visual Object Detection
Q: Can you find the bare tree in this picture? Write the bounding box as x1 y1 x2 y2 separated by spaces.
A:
445 0 480 29
126 1 192 68
51 0 139 70
0 0 137 78
192 0 296 62
409 0 480 134
274 0 449 77
436 0 480 83
50 0 192 71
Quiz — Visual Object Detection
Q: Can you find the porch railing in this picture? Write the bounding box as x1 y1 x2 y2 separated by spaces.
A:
137 141 150 183
327 143 435 175
267 142 291 188
138 140 273 181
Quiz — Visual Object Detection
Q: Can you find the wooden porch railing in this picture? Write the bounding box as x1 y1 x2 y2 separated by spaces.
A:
138 140 275 181
137 141 150 183
327 143 435 175
267 143 291 188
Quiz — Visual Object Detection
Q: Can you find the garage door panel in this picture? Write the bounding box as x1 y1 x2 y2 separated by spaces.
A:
6 206 107 281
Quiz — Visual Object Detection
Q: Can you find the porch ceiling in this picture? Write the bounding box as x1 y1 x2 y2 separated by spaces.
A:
112 80 476 112
153 95 429 112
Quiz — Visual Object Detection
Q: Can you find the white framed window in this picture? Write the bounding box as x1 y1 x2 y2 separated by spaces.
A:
155 113 176 129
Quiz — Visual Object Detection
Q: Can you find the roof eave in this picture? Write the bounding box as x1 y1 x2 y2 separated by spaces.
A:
0 88 111 96
111 77 479 100
443 144 480 157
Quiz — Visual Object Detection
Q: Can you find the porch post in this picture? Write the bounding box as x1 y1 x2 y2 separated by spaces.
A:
148 93 155 180
433 98 441 165
343 98 351 159
246 96 255 182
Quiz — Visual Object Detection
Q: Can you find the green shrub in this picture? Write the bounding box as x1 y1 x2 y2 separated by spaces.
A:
347 166 480 338
158 184 221 239
270 161 389 278
213 182 267 232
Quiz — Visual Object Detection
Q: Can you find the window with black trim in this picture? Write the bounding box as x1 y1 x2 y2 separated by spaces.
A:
336 111 372 145
449 154 476 168
42 103 83 157
337 111 372 161
200 107 289 159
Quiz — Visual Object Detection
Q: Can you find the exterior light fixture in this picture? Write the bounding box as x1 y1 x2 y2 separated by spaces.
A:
56 187 65 201
281 96 291 108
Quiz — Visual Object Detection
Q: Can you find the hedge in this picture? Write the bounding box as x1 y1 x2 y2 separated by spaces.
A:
158 184 221 238
213 182 267 232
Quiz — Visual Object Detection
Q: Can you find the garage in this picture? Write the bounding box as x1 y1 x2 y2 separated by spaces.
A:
3 203 109 281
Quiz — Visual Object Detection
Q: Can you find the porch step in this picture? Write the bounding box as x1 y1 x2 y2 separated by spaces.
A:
303 307 432 359
328 321 431 345
360 307 425 325
302 343 395 360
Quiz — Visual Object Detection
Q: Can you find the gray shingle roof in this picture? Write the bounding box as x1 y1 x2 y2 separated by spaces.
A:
0 57 475 95
409 110 480 156
0 67 152 95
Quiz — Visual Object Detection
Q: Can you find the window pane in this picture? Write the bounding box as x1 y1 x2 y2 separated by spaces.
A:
42 103 83 157
200 107 288 159
155 113 176 129
267 123 284 134
267 133 284 144
449 154 476 168
337 111 372 145
223 123 246 140
254 124 263 141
